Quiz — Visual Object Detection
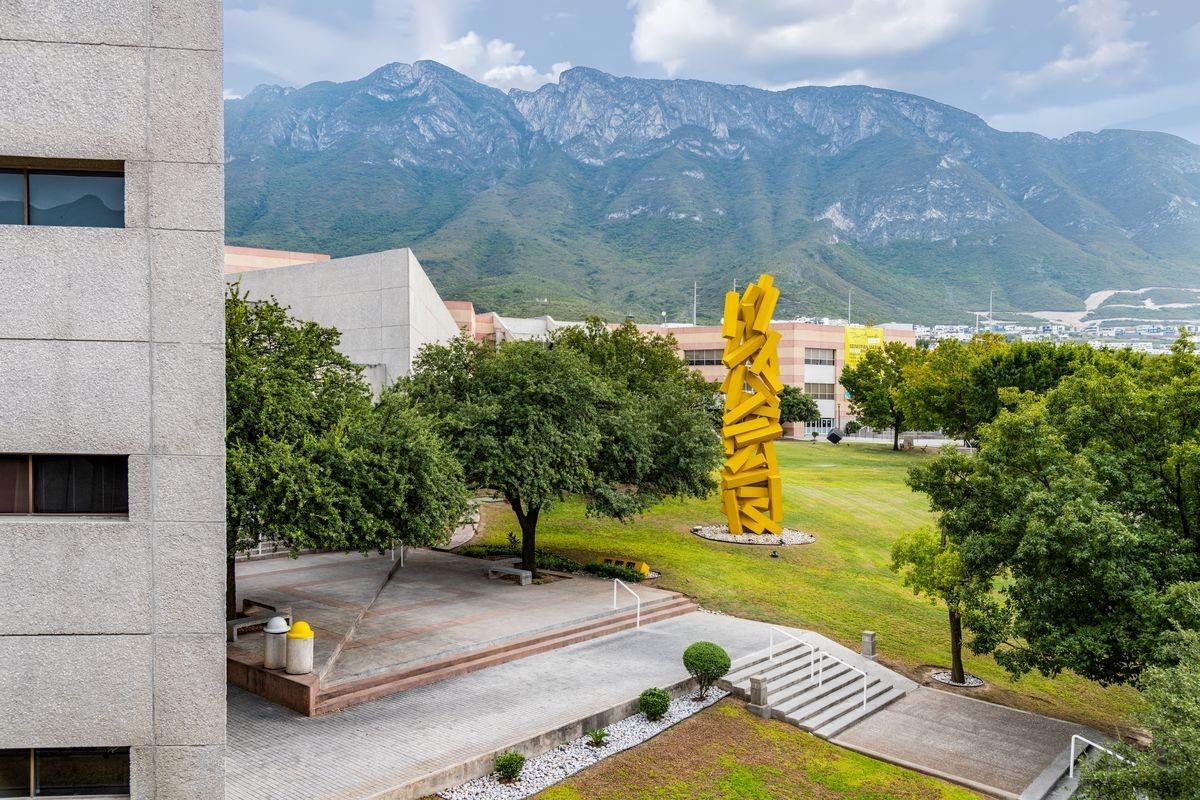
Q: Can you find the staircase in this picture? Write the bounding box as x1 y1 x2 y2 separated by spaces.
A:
314 592 699 715
719 637 908 739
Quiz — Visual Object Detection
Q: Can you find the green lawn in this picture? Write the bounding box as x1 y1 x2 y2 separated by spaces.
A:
475 440 1139 732
534 701 983 800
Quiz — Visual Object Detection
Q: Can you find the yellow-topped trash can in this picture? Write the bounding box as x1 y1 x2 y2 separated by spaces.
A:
285 620 314 675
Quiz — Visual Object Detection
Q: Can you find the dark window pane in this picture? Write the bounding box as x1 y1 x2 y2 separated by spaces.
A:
34 748 129 797
27 172 123 228
33 456 128 514
0 457 30 513
0 749 30 798
0 170 23 226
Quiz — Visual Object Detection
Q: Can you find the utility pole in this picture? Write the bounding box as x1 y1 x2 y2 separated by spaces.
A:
847 289 852 324
692 281 698 326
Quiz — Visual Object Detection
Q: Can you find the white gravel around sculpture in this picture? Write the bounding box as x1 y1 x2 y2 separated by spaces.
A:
438 690 729 800
691 524 815 546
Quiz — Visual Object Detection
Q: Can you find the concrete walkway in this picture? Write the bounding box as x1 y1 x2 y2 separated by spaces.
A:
226 611 1083 800
833 687 1087 800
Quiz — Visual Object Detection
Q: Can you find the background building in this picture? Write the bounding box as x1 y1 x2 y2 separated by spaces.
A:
0 2 226 798
226 247 460 394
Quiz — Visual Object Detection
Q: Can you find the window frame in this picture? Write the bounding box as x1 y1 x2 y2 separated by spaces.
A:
0 747 130 799
803 347 836 366
682 348 724 366
0 454 129 518
0 158 125 229
803 382 836 401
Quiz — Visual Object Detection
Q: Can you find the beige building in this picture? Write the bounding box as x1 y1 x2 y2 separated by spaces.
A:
444 302 916 435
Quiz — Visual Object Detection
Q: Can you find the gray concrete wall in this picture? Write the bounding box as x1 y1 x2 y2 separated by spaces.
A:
228 248 461 393
0 2 226 798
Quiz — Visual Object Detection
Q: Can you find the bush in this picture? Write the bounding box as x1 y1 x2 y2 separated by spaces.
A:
844 420 862 435
639 687 670 721
683 641 731 698
457 544 583 572
583 562 644 582
494 750 525 782
586 728 609 747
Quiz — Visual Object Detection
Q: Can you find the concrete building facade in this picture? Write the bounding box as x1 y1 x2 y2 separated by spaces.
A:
226 247 461 394
0 2 227 798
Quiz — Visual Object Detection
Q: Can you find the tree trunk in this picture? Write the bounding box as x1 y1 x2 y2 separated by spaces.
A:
949 608 966 684
893 424 901 451
520 506 540 579
226 556 238 621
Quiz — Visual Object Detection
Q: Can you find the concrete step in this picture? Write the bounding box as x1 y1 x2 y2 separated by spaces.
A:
314 597 700 714
722 642 809 689
812 685 906 739
803 680 898 734
770 663 862 713
781 674 883 725
730 651 823 693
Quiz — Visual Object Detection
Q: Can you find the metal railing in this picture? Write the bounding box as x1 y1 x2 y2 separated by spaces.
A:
811 649 869 709
1069 734 1129 779
613 579 641 629
769 627 818 682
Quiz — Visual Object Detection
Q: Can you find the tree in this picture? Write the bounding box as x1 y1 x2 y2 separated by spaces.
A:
906 333 1200 685
405 322 722 576
1079 627 1200 799
779 385 820 427
226 286 466 617
899 335 1100 444
839 341 925 450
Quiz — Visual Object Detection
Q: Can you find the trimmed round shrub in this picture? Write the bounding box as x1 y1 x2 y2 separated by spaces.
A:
494 750 525 782
639 687 671 721
683 641 731 698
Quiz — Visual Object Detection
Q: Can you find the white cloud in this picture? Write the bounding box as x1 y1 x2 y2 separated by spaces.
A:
1006 0 1148 94
766 68 885 91
224 1 565 93
629 0 991 74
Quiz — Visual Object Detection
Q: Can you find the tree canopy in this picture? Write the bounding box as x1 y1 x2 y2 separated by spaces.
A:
404 321 722 575
779 385 821 427
225 286 467 616
907 333 1200 685
839 341 926 450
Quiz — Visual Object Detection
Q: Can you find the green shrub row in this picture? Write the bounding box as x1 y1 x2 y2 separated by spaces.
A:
582 562 645 582
457 544 583 572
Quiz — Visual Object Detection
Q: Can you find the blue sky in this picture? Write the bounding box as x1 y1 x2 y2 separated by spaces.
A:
223 1 1200 143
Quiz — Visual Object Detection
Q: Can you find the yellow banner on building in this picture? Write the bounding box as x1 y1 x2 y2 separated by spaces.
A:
843 325 884 369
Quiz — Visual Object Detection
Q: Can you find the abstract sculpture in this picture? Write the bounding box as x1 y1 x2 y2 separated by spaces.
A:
719 274 784 535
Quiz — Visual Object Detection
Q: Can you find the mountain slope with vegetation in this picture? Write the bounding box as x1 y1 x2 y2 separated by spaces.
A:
225 61 1200 323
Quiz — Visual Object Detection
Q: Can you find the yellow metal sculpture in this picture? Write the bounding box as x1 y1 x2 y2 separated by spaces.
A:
719 274 783 535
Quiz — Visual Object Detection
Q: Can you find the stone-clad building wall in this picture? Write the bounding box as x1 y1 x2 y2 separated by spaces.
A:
0 2 226 798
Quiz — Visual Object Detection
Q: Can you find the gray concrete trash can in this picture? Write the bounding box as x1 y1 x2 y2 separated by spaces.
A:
263 616 291 670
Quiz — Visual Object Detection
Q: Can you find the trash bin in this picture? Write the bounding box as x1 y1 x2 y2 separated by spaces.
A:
285 620 314 675
263 616 291 670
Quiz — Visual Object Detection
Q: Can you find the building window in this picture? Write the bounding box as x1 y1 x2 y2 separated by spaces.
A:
0 747 130 798
0 161 124 228
804 348 836 366
804 383 835 400
804 418 835 433
0 455 128 515
682 348 723 366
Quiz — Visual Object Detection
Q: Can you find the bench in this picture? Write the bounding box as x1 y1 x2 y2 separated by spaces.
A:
226 598 294 642
485 563 532 586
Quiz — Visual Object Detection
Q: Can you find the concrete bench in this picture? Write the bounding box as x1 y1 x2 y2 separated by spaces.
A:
485 563 532 586
227 599 294 642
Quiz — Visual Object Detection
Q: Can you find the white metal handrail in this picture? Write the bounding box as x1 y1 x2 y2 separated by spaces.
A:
613 579 641 628
812 649 869 709
1069 734 1130 778
769 627 818 682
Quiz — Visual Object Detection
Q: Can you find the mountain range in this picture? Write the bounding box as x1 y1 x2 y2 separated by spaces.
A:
224 60 1200 324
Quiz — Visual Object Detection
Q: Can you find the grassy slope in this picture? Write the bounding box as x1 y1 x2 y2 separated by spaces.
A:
474 441 1138 732
535 701 982 800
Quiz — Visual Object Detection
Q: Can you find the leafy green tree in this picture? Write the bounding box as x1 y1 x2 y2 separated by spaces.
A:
405 322 721 576
840 341 926 450
908 333 1200 685
1079 628 1200 799
779 385 821 427
226 286 466 617
899 335 1100 444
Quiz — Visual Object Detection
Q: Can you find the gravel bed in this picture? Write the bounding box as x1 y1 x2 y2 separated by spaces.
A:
930 670 985 688
691 524 815 546
438 690 729 800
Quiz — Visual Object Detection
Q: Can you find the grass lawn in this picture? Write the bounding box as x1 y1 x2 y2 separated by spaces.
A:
473 440 1139 733
533 700 983 800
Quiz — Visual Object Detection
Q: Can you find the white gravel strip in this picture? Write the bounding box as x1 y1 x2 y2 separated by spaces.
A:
438 690 729 800
691 524 815 546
